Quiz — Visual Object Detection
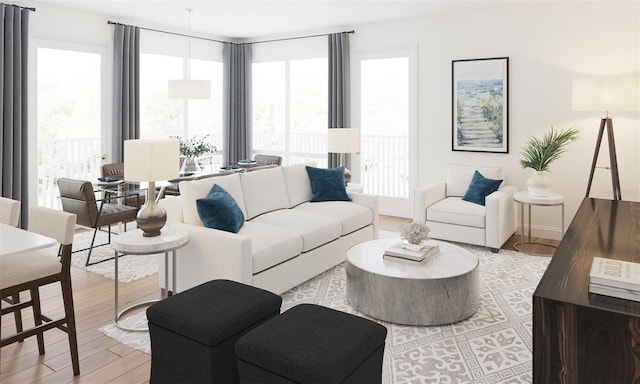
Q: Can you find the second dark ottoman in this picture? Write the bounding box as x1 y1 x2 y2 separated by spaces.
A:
235 303 388 383
146 279 282 384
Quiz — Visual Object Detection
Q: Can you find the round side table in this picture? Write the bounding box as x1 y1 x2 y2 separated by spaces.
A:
513 191 564 256
112 224 188 332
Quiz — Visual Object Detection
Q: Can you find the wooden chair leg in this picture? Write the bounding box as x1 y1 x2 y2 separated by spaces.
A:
62 274 80 376
30 287 45 355
11 293 24 341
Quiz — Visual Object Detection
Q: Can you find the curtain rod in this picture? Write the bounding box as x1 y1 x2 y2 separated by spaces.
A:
108 21 353 45
107 21 229 44
4 3 36 11
250 30 354 45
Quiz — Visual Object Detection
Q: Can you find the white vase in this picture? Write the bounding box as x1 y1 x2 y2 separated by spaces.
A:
527 171 552 197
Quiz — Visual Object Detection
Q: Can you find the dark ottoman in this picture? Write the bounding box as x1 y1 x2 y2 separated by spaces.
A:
146 280 282 384
235 303 387 383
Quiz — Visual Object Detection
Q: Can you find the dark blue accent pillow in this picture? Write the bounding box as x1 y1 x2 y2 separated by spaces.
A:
305 166 351 202
462 170 503 206
196 184 244 233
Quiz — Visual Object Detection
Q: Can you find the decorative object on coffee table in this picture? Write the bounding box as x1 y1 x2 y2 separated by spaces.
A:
520 126 579 197
124 138 179 237
400 220 430 250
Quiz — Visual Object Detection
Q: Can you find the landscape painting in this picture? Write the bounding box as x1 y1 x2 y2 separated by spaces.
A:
452 57 508 153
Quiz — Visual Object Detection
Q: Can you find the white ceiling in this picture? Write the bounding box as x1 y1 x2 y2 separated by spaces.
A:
36 0 508 39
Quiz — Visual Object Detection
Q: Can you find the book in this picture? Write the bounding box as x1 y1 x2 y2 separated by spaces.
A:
383 253 428 265
589 257 640 292
589 282 640 302
384 242 439 261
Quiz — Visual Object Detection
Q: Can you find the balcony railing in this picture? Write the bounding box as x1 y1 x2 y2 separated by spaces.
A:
37 134 409 209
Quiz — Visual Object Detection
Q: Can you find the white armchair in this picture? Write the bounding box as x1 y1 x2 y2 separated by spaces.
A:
414 164 517 252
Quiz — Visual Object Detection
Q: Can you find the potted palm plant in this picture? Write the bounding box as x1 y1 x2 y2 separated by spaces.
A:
520 126 579 196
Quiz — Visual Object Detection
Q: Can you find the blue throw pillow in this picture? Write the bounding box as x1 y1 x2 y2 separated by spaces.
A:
196 184 244 233
305 166 351 202
462 170 503 206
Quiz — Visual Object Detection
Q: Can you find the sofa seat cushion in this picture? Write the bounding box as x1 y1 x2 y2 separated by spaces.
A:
427 197 486 228
238 222 303 274
250 210 342 252
293 201 373 236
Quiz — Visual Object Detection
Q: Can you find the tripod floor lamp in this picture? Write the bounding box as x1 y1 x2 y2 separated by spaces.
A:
572 76 639 201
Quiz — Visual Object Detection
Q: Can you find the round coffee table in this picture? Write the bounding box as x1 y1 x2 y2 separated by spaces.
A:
346 238 479 326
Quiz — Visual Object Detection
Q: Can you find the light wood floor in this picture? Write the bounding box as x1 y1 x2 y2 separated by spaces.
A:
1 216 559 383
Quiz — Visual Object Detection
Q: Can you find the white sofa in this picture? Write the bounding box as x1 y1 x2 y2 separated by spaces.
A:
158 163 379 294
414 164 516 252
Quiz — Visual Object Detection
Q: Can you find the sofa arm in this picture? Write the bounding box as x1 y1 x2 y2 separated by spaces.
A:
485 185 517 249
159 223 253 292
414 183 446 223
158 195 183 225
349 192 379 238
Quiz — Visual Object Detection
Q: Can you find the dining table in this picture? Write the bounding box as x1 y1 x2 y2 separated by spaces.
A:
0 223 57 257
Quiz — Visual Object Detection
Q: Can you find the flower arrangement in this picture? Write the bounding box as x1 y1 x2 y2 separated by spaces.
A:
400 221 430 245
520 127 579 172
174 134 217 158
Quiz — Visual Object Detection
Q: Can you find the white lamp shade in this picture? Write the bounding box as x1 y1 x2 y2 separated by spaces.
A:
124 139 179 182
168 79 211 99
572 76 640 112
327 128 361 153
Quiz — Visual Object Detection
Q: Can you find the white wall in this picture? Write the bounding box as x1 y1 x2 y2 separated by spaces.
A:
351 1 640 238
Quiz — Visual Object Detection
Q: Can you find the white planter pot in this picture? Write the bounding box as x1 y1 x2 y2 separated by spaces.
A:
527 171 552 196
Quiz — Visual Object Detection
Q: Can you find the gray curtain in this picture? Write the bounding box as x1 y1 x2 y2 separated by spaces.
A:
112 24 140 162
1 5 29 227
223 43 252 165
328 32 351 168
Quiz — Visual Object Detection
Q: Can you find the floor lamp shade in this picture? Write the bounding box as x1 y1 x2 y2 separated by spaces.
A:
124 139 179 236
168 79 211 99
572 76 640 113
328 128 361 154
572 76 640 201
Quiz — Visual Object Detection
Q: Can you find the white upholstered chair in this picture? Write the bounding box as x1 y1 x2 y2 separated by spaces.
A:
414 164 517 252
0 197 21 227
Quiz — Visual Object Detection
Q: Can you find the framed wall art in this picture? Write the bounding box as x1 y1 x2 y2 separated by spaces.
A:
452 57 509 153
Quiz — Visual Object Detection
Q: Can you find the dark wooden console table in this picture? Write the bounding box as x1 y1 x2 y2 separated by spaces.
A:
533 198 640 383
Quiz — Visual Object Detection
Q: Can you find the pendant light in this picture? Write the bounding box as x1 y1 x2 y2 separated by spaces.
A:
168 9 211 99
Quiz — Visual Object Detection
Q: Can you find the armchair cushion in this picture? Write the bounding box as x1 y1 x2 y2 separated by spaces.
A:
197 184 245 233
306 166 351 202
427 197 486 228
462 170 503 206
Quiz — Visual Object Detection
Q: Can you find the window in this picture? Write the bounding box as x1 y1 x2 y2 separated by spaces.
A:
253 58 327 165
36 47 103 208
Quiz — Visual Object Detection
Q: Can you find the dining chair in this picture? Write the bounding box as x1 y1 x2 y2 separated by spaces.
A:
0 206 80 376
57 177 139 266
0 196 21 227
101 162 146 207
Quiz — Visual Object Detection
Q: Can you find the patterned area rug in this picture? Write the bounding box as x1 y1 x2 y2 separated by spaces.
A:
45 229 160 283
100 243 550 383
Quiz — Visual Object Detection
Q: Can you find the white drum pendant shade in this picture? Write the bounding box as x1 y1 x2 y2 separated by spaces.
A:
168 79 211 99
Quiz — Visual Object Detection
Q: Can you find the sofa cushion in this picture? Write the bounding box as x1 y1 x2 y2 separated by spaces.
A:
250 210 342 252
196 184 245 233
446 165 501 197
427 197 486 228
237 222 303 274
241 167 290 220
462 170 503 206
293 201 372 236
179 173 246 226
306 166 351 202
282 162 315 207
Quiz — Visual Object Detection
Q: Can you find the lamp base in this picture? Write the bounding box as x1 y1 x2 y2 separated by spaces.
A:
136 181 166 237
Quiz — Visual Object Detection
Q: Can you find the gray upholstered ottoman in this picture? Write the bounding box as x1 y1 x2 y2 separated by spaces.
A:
235 304 387 383
146 280 282 384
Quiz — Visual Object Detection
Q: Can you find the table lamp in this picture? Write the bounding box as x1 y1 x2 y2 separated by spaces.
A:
572 76 639 200
124 139 179 237
328 128 361 184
